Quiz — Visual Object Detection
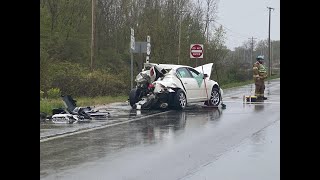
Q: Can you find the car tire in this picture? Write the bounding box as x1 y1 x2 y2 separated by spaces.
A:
129 88 141 107
173 89 187 110
206 87 221 106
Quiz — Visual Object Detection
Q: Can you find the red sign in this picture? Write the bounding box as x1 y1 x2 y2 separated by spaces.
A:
190 44 204 58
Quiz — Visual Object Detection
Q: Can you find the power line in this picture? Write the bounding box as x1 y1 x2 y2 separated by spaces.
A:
212 20 251 39
228 33 257 40
209 19 261 50
202 18 250 39
202 17 267 50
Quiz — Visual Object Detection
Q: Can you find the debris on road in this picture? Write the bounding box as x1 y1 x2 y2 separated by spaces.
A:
49 95 110 124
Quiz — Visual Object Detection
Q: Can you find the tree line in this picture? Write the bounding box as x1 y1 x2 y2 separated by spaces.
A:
40 0 280 98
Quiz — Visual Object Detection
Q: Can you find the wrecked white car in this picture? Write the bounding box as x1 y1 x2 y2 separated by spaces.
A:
129 63 223 110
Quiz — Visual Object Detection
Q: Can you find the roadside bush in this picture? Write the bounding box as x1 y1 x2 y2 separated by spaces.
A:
47 88 61 99
81 70 128 97
40 90 44 100
41 61 130 97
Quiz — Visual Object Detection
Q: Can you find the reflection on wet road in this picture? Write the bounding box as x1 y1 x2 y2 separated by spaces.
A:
40 103 167 141
40 107 222 177
183 121 280 180
40 79 280 180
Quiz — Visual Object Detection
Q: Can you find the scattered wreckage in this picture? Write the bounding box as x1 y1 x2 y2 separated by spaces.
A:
48 95 110 124
129 62 223 110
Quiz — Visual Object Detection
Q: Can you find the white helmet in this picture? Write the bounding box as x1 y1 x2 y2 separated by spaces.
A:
256 55 264 60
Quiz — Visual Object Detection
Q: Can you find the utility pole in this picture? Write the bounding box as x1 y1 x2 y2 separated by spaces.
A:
249 37 257 64
178 10 187 65
90 0 96 71
267 7 274 76
203 18 214 64
205 19 215 43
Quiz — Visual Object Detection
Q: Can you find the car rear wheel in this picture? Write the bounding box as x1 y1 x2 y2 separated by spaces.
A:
173 89 186 110
129 88 141 107
206 87 221 106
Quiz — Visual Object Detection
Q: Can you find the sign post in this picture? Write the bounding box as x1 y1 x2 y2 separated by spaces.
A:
146 35 151 63
190 44 210 102
129 31 151 90
130 28 135 90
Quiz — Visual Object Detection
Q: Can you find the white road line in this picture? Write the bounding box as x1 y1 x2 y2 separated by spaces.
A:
40 111 171 143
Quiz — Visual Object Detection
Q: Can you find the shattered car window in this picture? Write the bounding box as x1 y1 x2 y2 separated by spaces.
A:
176 68 192 78
188 68 201 77
188 68 204 85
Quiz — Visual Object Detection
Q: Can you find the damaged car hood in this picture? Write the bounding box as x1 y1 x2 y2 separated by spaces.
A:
153 74 183 92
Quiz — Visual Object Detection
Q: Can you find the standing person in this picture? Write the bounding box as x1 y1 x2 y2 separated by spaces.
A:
253 55 268 100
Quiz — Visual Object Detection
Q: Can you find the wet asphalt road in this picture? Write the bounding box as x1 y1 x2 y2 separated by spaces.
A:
40 78 280 180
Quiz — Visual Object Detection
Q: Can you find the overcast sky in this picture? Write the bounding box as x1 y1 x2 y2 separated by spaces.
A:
215 0 280 50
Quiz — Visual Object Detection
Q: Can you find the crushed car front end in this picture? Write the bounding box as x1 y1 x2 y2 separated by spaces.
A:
129 64 186 110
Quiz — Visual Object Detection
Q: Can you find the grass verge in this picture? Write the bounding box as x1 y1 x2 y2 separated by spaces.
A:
40 95 128 115
220 74 280 89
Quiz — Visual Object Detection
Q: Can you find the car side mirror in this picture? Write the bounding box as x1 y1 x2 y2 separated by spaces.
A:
203 74 208 79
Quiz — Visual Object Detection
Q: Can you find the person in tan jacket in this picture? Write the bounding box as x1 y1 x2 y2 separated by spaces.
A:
253 55 268 100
